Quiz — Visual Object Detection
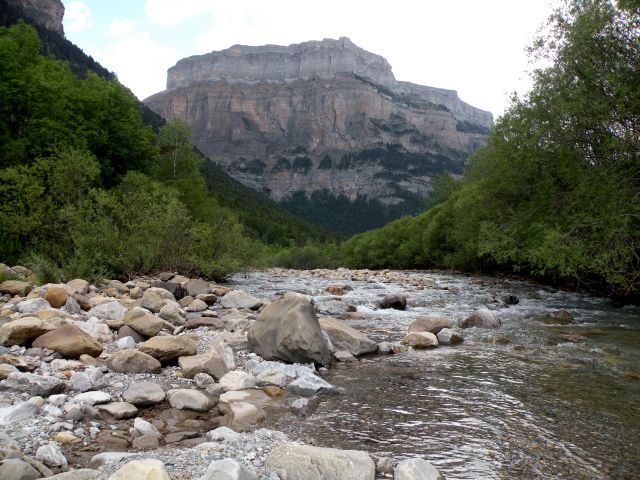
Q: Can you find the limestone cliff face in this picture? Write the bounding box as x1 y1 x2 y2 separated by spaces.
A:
6 0 64 35
145 38 492 206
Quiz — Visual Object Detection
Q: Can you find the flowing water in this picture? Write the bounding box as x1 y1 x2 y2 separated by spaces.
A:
230 269 640 479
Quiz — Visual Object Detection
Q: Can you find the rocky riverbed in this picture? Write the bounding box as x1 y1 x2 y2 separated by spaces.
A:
0 265 638 479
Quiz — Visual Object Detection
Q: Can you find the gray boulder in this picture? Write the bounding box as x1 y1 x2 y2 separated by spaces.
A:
199 458 257 480
88 301 127 321
379 295 407 310
267 443 375 480
248 297 331 366
221 290 262 310
122 381 166 407
0 458 41 480
436 328 463 345
287 374 338 396
394 458 445 480
185 278 211 297
167 389 215 412
319 317 377 356
461 308 501 329
1 372 66 397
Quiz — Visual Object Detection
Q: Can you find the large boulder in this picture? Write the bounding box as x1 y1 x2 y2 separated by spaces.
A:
394 458 445 480
248 297 331 366
0 317 55 346
139 336 197 362
106 349 161 374
123 309 164 337
185 278 210 297
66 279 89 295
319 317 377 356
221 290 262 310
266 444 375 480
0 280 32 296
461 308 501 329
32 324 103 358
408 315 453 334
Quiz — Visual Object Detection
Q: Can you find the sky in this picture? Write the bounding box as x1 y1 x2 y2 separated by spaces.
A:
61 0 557 118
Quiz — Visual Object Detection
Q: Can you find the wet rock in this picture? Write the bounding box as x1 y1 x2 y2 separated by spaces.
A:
199 458 258 480
379 295 407 310
287 374 338 396
394 458 445 480
251 360 315 379
0 458 41 480
123 309 164 337
0 400 39 425
106 349 161 374
225 401 266 431
461 308 501 329
325 285 353 296
248 297 331 366
408 315 453 334
219 370 256 391
377 342 393 354
88 301 127 321
33 324 103 358
402 332 439 349
436 328 463 345
0 316 54 346
108 459 170 480
267 443 375 480
538 310 576 325
35 444 68 469
1 372 66 396
139 335 197 362
376 457 394 475
0 280 32 296
122 381 166 407
502 294 519 305
221 290 262 310
167 388 216 412
391 343 408 354
319 317 377 356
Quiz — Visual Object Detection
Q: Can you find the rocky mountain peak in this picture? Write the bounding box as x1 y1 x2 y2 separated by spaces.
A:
6 0 64 36
167 36 395 90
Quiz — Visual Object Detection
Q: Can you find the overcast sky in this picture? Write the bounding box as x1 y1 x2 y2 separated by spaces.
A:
61 0 556 118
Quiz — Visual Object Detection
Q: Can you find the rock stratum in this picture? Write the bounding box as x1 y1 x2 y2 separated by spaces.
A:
145 37 493 233
5 0 64 35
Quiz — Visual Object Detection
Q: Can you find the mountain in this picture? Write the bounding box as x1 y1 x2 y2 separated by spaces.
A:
145 37 493 235
0 0 331 246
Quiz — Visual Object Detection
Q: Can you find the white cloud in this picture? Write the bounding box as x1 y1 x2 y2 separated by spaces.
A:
109 19 138 37
64 1 92 33
95 24 178 100
144 0 211 26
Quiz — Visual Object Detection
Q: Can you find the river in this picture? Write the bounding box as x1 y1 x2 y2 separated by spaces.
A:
230 269 640 480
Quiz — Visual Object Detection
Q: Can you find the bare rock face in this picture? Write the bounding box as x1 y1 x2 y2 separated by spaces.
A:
145 37 492 230
6 0 65 36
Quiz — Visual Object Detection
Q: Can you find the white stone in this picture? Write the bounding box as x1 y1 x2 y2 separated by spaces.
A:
133 417 160 436
205 426 241 442
0 401 39 426
72 391 111 406
287 374 338 396
394 458 445 480
116 336 136 349
219 371 256 392
35 443 68 469
199 458 258 480
88 301 128 321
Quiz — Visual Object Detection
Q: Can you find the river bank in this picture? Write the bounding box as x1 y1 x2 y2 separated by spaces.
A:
0 265 638 479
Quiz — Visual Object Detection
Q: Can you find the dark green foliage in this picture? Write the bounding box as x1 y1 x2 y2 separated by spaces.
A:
456 120 491 135
292 156 312 173
279 189 425 237
341 0 640 297
318 155 332 169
